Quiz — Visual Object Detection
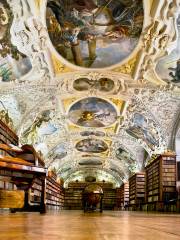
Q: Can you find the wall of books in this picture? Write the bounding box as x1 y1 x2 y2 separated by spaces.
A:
129 172 145 206
64 182 116 210
145 153 177 211
0 120 19 191
116 183 129 210
30 171 64 210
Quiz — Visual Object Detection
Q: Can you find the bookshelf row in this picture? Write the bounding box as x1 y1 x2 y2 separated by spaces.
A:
30 172 64 210
64 182 116 210
116 153 179 211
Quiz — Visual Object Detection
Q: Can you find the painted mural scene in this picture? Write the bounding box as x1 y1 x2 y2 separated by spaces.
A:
73 77 115 91
126 113 159 151
0 0 31 82
79 159 102 166
76 139 108 153
46 0 144 68
68 97 117 127
156 16 180 86
116 147 138 173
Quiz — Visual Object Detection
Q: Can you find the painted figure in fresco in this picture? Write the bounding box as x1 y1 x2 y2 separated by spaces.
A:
126 113 159 151
22 110 52 144
76 139 108 153
47 0 143 67
169 59 180 83
69 97 117 127
73 78 114 92
0 101 13 129
0 63 12 81
116 147 137 173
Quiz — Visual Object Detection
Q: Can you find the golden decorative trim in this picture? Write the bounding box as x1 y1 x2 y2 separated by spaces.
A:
51 55 73 74
113 57 137 75
34 0 41 10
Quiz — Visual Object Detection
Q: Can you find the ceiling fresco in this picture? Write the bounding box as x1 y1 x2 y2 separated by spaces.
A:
0 0 31 82
78 159 102 166
125 113 159 152
80 131 105 137
46 0 144 68
68 97 117 127
156 15 180 86
76 139 108 153
0 0 179 187
0 95 22 130
116 147 138 173
73 77 115 92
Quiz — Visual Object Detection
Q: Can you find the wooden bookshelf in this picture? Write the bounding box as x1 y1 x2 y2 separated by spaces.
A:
30 171 64 210
116 182 129 210
177 161 180 181
0 120 19 191
129 172 145 206
145 154 177 205
64 181 116 210
0 119 18 147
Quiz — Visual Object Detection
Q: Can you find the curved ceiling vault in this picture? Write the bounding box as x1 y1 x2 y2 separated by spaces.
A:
0 0 180 186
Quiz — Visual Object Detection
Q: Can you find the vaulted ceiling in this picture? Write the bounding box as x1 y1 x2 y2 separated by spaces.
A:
0 0 180 187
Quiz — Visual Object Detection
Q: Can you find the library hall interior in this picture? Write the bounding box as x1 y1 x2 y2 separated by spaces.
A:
0 0 180 239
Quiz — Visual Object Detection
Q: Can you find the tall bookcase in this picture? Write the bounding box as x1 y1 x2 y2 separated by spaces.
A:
129 172 145 207
145 153 177 210
0 120 18 191
0 119 18 147
46 172 64 210
30 171 64 210
64 181 116 210
116 182 129 210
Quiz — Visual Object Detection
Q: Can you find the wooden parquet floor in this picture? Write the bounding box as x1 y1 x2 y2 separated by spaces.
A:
0 211 180 240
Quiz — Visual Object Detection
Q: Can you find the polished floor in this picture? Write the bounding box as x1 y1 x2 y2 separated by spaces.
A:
0 210 180 240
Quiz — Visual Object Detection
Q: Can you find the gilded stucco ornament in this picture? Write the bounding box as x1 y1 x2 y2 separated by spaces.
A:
7 0 54 83
134 0 180 84
56 71 129 97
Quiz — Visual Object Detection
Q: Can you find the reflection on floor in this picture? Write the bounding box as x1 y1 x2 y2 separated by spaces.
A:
0 211 180 240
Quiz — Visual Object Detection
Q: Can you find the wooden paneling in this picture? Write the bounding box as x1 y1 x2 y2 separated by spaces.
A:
0 190 24 208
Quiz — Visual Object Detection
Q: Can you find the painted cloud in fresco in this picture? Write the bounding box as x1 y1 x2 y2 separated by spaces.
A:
0 0 31 82
49 143 68 160
76 139 108 153
156 16 180 86
68 97 117 127
46 0 144 68
126 113 159 151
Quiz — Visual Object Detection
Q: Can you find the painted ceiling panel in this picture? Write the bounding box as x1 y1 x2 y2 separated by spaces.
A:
46 0 144 68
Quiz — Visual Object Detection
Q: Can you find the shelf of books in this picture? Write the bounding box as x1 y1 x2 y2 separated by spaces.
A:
145 153 177 211
64 187 83 210
30 171 64 210
129 172 145 210
64 181 116 210
0 119 18 147
102 188 116 210
116 182 129 210
0 120 19 191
